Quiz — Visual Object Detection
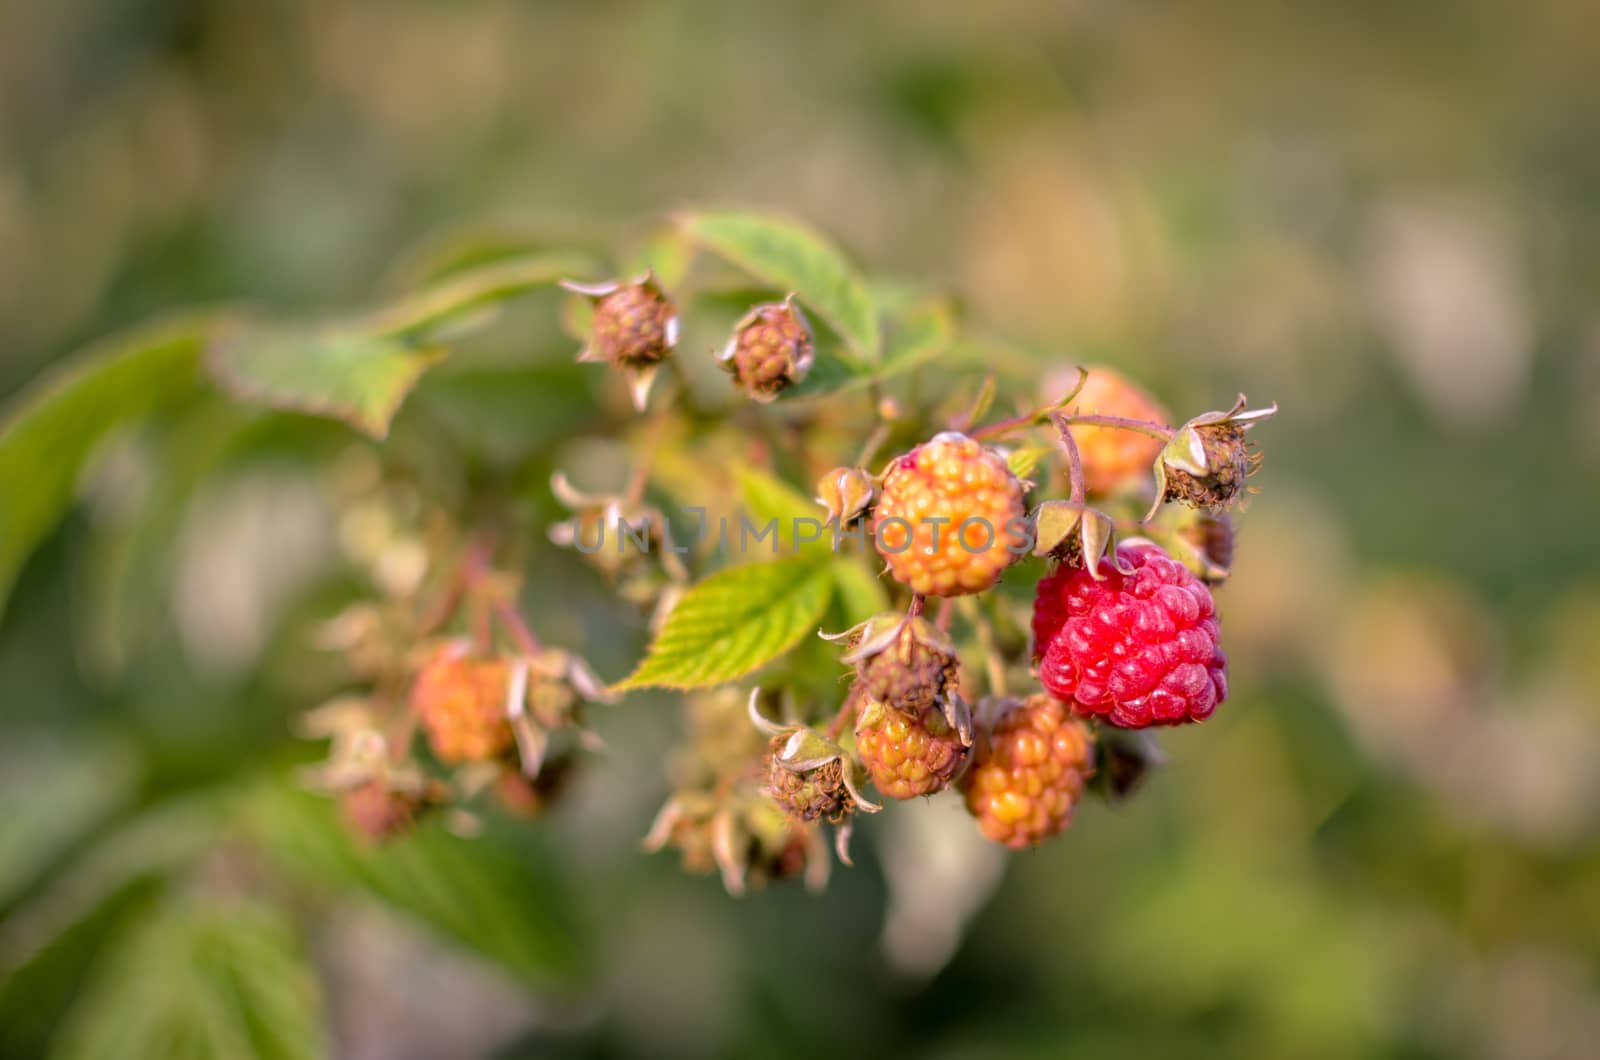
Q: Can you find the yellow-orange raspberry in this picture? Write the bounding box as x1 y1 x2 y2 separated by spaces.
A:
963 695 1095 849
855 698 969 800
872 432 1026 597
411 645 515 764
1048 367 1170 495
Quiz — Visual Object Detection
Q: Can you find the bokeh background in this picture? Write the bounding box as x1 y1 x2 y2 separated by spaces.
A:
3 2 1599 1058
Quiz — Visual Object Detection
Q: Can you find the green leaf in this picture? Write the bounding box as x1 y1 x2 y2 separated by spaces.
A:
0 311 217 618
734 464 828 555
0 795 223 981
678 211 880 361
207 322 445 440
362 251 599 340
881 296 957 372
829 558 889 625
1006 445 1055 480
0 792 228 1059
242 783 584 988
783 296 955 401
50 899 326 1060
615 555 835 690
0 734 141 908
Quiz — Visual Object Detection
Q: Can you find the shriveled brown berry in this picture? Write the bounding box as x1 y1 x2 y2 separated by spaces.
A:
963 695 1095 849
586 279 677 366
764 736 853 823
845 615 961 714
412 645 515 764
1163 422 1257 509
855 697 969 800
1151 397 1275 518
719 296 814 402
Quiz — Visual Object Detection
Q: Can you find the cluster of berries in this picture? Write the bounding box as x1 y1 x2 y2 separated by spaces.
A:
563 273 814 409
304 255 1276 894
645 367 1275 882
303 495 612 842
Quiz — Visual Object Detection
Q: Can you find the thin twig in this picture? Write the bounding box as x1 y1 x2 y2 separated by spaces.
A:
959 597 1007 698
825 695 857 741
853 422 890 470
1051 413 1086 506
493 597 543 656
1057 413 1173 442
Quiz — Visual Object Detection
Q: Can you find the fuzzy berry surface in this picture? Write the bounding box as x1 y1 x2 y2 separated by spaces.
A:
873 432 1026 597
963 696 1094 849
592 282 675 365
1053 367 1170 495
1033 542 1227 728
856 701 968 800
412 648 516 763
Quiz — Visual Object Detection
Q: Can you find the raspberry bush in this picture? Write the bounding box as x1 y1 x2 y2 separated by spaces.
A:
0 208 1276 902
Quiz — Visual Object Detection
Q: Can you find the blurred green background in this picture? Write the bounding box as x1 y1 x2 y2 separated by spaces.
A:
2 1 1598 1058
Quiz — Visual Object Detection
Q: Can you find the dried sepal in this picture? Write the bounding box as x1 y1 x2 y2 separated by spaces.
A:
815 466 876 526
1031 500 1128 580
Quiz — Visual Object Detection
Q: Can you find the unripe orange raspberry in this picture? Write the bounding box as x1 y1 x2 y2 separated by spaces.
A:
872 432 1027 597
963 695 1095 849
411 644 515 764
855 697 969 800
1049 367 1170 495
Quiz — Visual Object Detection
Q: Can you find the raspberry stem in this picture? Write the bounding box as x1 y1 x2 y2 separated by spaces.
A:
1055 413 1174 442
493 598 543 656
959 597 1007 696
1050 412 1086 506
825 695 857 740
853 422 889 469
967 366 1091 441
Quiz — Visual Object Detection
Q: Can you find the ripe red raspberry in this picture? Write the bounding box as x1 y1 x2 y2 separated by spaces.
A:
1033 542 1227 728
718 295 815 402
855 696 969 800
962 696 1095 848
1046 366 1170 495
411 644 516 763
872 432 1027 597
